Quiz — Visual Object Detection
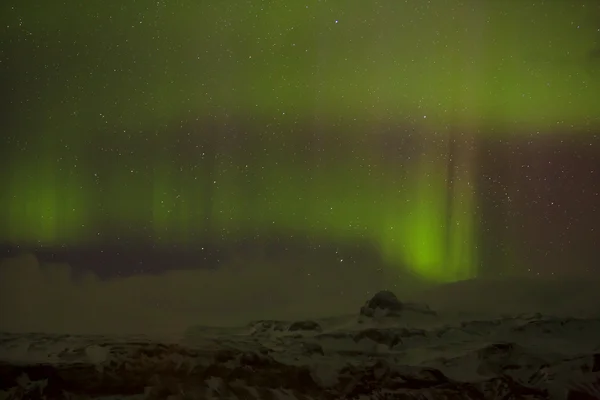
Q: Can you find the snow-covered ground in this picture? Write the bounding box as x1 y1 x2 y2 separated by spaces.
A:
1 277 600 399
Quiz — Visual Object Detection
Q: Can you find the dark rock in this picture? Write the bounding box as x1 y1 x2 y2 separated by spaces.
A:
337 360 549 399
477 342 517 358
214 348 237 363
592 353 600 372
353 328 402 348
359 290 403 317
398 327 427 338
248 319 288 334
567 388 600 400
239 351 273 368
302 342 325 356
288 320 322 332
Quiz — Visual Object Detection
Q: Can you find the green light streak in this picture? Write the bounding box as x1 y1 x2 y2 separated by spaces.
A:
3 155 90 245
1 130 481 283
378 144 477 283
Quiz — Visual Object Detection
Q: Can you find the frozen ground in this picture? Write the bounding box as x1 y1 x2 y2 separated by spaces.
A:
1 277 600 399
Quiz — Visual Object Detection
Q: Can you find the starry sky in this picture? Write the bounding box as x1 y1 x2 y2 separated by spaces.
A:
0 0 599 286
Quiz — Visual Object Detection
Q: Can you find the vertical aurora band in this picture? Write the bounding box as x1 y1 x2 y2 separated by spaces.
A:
0 124 479 283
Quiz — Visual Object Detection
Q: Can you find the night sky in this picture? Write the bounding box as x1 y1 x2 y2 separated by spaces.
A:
0 0 599 290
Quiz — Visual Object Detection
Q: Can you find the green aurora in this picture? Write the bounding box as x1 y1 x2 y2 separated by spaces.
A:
1 0 598 282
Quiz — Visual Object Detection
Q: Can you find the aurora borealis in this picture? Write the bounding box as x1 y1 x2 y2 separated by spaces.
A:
0 0 599 283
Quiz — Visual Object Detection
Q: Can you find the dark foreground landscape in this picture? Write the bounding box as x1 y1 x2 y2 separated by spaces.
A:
1 291 600 399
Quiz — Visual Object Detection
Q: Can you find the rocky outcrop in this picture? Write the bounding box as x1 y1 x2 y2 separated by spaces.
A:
336 360 550 400
0 343 325 400
288 320 322 332
247 319 288 335
359 290 436 318
359 290 404 317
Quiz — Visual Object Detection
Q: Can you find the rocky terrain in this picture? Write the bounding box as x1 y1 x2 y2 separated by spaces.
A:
1 291 600 399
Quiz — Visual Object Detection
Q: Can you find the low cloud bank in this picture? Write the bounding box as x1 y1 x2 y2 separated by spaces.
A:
3 253 596 336
0 253 418 335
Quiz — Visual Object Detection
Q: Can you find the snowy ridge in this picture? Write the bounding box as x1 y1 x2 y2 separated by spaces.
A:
1 291 600 399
